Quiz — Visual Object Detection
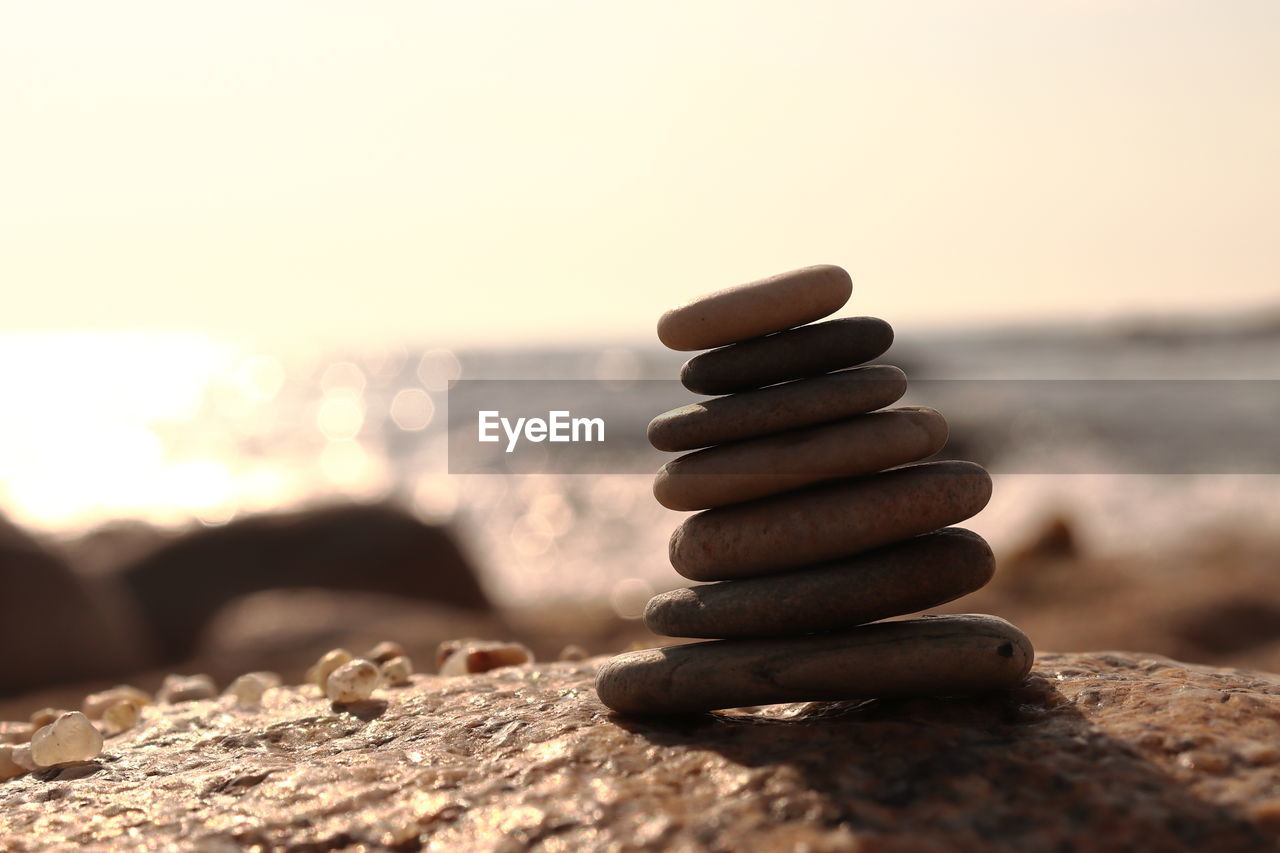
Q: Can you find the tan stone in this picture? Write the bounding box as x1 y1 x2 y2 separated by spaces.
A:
2 653 1280 849
596 614 1032 714
656 265 852 351
669 460 992 581
647 365 907 452
679 316 894 395
652 407 948 511
645 528 994 638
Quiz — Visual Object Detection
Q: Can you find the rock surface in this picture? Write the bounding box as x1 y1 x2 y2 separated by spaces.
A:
3 651 1280 851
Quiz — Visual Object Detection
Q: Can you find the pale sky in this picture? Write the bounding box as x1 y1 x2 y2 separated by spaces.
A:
2 1 1277 346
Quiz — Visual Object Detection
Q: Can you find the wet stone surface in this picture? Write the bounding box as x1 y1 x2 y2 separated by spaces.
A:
2 652 1280 851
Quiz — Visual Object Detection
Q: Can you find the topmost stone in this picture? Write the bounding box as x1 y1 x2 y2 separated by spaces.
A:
657 265 852 351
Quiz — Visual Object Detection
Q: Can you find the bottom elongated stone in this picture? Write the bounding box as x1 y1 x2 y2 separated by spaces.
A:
595 614 1033 715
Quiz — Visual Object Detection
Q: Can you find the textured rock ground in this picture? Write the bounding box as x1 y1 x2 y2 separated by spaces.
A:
4 652 1280 852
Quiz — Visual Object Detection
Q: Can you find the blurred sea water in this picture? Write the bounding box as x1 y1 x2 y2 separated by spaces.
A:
0 327 1277 610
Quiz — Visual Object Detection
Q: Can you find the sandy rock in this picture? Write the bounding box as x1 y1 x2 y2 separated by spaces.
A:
647 365 907 452
657 265 852 351
652 407 949 511
669 460 993 581
645 528 995 638
2 652 1280 850
679 316 894 395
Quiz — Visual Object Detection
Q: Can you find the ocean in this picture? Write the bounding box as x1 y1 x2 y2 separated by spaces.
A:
1 326 1276 611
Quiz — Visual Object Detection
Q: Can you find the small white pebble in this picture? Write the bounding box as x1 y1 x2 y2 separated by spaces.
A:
29 708 67 731
101 700 141 736
9 744 37 772
326 659 380 704
225 673 273 708
29 712 103 767
246 671 282 688
307 648 354 689
366 641 406 663
158 674 217 704
0 722 32 745
380 655 413 686
439 641 534 676
558 644 588 661
82 685 152 720
0 745 27 779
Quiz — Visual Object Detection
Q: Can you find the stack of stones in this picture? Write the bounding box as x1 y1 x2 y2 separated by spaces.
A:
596 265 1033 715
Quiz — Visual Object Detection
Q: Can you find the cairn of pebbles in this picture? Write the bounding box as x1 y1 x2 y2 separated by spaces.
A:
596 265 1034 714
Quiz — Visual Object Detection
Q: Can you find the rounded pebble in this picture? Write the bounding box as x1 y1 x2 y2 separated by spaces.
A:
101 700 141 735
558 644 589 662
9 744 37 772
82 685 151 720
647 365 907 452
596 614 1033 714
439 641 534 675
308 649 354 690
29 711 104 767
158 674 217 703
0 722 32 745
366 641 406 663
645 528 994 638
380 655 414 686
669 461 992 581
680 317 894 395
225 673 274 708
657 265 852 351
29 708 67 731
326 659 380 704
653 407 948 511
0 745 26 780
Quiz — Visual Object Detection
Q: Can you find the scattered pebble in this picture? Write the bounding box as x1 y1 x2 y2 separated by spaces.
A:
0 745 26 780
0 721 32 744
225 673 274 708
29 712 103 767
558 644 589 662
380 655 413 686
158 674 217 704
438 641 534 676
366 641 406 663
10 743 37 772
82 685 152 720
29 708 67 732
102 700 141 736
307 649 354 690
326 659 380 704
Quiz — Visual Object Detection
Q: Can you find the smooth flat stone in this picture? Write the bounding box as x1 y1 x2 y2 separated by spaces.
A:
657 265 852 351
652 407 948 511
680 317 894 395
645 528 994 638
669 461 992 581
596 614 1033 714
647 365 907 452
